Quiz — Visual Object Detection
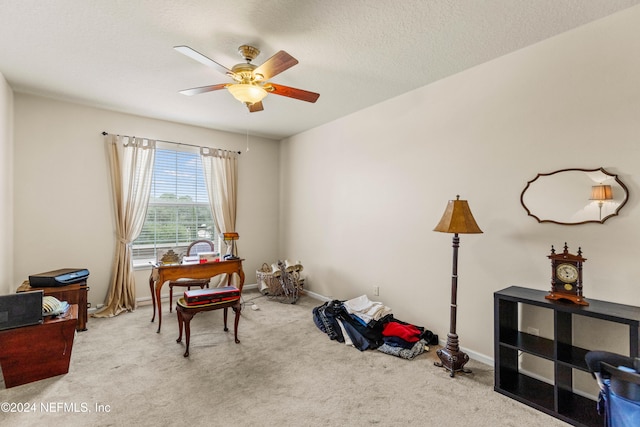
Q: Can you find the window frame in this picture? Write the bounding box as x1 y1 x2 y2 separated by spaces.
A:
131 142 217 268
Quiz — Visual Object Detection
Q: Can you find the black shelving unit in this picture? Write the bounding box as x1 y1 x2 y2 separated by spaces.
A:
494 286 640 427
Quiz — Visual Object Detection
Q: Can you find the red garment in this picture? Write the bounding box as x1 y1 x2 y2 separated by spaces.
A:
382 321 421 343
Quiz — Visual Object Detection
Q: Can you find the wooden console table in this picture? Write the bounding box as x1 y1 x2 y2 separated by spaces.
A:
149 259 245 333
495 286 640 427
0 305 78 388
17 280 89 331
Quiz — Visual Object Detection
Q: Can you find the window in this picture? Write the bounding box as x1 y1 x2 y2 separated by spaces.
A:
132 144 217 266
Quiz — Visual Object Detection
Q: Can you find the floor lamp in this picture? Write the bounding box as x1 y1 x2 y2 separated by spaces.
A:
433 195 483 377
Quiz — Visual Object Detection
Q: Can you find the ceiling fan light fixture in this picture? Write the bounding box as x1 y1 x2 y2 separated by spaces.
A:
175 44 319 112
227 83 267 105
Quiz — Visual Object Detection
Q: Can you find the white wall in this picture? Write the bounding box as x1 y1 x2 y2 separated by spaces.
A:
279 6 640 362
0 73 14 295
12 94 281 308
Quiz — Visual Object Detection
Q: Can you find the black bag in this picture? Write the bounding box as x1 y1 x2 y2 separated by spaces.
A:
312 300 345 342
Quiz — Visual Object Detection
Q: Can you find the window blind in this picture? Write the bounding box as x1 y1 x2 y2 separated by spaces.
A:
132 146 216 264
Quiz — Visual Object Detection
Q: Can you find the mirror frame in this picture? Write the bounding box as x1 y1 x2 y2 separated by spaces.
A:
520 167 629 225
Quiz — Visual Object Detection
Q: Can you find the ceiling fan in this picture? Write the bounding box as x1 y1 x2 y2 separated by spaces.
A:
174 44 320 112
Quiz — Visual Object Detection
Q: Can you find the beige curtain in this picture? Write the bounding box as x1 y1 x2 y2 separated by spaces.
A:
200 147 238 258
95 134 155 317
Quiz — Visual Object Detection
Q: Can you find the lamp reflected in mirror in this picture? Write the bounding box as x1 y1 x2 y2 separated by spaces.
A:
589 184 613 220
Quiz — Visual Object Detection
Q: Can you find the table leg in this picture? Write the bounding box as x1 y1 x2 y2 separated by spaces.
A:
149 274 156 323
155 280 163 333
180 310 195 357
233 304 241 344
176 308 184 344
223 307 228 332
238 268 245 289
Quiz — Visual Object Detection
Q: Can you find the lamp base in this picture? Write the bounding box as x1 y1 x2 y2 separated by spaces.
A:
434 333 471 377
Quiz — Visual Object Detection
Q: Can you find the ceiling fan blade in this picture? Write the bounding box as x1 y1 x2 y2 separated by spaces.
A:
174 45 232 75
254 51 298 80
247 101 264 113
179 83 228 96
267 83 320 103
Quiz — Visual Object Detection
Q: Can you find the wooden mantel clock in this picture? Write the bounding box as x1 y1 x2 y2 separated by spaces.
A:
546 243 589 306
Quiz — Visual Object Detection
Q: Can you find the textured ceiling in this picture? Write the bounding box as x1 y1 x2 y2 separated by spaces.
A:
1 0 639 140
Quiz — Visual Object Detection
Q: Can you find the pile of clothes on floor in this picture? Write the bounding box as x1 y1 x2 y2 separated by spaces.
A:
312 295 438 360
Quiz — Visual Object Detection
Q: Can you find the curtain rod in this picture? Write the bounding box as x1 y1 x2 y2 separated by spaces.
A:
101 131 241 155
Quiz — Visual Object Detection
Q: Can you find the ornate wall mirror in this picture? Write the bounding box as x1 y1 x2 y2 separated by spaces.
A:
520 167 629 225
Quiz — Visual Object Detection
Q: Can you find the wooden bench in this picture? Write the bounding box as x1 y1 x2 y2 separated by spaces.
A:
175 296 241 357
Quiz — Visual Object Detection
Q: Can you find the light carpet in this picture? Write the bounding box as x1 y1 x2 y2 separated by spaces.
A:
1 290 569 426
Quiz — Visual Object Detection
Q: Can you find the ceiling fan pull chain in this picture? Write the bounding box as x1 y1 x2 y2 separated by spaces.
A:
245 114 250 153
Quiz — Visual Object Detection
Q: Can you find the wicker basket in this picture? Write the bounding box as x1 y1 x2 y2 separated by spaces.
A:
256 263 283 295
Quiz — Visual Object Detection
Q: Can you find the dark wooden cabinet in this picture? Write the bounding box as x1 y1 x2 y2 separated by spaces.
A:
0 305 78 388
17 280 89 331
494 286 640 427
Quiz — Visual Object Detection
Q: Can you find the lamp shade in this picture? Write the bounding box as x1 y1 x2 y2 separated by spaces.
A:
590 185 613 201
227 84 267 104
433 196 483 234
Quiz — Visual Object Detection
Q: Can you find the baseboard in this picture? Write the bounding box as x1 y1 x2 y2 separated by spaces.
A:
304 289 331 302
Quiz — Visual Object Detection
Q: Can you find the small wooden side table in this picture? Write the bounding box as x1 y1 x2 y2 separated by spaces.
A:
176 297 241 357
17 280 89 331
